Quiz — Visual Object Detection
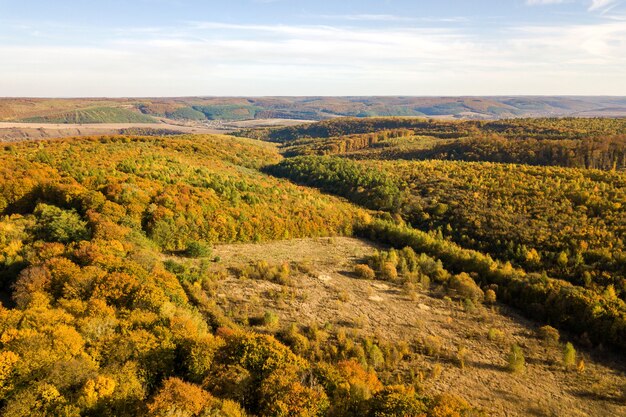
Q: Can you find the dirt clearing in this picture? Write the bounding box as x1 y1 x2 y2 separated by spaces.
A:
205 237 626 417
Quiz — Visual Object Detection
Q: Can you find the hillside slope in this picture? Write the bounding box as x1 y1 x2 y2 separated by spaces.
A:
2 97 626 123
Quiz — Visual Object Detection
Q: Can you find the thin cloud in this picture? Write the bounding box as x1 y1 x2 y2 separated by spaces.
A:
589 0 619 11
311 14 468 23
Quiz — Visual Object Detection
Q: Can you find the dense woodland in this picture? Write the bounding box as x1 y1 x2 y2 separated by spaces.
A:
251 118 626 171
0 134 485 416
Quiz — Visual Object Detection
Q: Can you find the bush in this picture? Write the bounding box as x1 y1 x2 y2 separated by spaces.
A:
263 311 279 329
487 328 504 342
238 261 292 286
258 365 329 417
538 325 560 345
428 393 473 417
354 264 376 280
381 262 398 281
185 240 212 258
448 273 484 302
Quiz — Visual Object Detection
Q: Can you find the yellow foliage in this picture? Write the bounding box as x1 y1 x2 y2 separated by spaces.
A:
0 350 20 395
82 375 116 406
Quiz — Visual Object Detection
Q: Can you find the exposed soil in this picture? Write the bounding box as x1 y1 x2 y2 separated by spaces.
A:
0 118 316 142
0 122 223 142
206 237 626 417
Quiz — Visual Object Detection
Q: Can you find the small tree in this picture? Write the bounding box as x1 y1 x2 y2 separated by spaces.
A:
563 342 576 368
507 344 525 374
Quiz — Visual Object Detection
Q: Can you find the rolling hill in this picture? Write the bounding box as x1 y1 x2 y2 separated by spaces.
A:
2 96 626 124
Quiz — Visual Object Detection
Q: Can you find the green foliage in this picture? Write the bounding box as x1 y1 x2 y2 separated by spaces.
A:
268 155 626 299
507 344 526 374
32 203 90 243
357 220 626 350
21 106 156 123
367 247 450 286
563 342 577 368
263 311 279 329
166 106 208 121
185 240 212 258
192 105 260 121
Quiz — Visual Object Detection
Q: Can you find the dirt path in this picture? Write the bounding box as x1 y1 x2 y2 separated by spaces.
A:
209 237 626 417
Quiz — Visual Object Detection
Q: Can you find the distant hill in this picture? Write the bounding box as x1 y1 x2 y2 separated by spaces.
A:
19 106 157 124
1 96 626 123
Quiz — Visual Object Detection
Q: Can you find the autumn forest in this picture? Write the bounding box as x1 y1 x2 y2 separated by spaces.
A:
0 116 625 416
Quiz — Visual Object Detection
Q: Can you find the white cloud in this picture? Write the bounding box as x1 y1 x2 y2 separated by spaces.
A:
589 0 619 11
0 20 625 96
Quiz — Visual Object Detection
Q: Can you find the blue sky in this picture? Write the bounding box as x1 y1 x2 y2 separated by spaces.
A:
0 0 625 96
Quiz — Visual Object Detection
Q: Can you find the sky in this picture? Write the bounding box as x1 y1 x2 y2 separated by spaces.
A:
0 0 625 96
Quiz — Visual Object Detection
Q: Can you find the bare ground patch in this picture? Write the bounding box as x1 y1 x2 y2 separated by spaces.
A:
201 237 626 417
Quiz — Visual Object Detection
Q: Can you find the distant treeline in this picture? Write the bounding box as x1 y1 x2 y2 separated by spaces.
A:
395 135 626 171
238 117 626 143
243 117 626 171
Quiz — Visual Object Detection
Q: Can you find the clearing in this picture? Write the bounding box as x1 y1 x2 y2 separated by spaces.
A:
203 237 626 417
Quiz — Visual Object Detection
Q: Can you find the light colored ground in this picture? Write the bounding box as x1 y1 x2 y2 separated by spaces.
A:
0 118 313 142
0 122 223 142
224 118 315 128
208 237 626 417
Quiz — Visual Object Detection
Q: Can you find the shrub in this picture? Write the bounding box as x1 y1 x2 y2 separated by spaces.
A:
448 273 484 302
185 240 212 258
484 289 497 304
354 264 376 280
538 325 560 345
238 261 292 286
263 311 279 329
381 262 398 281
456 345 469 370
487 328 504 342
428 393 473 417
422 336 443 358
507 344 525 374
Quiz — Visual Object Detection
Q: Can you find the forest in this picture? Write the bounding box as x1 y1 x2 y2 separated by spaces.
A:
1 116 626 416
0 133 487 416
247 117 626 170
